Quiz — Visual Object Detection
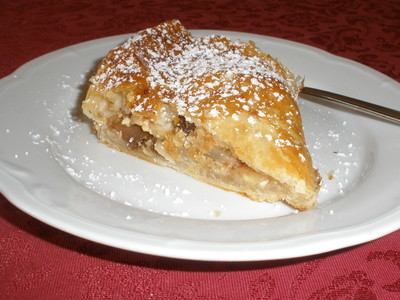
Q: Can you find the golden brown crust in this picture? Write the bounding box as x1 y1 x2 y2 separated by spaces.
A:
82 20 321 210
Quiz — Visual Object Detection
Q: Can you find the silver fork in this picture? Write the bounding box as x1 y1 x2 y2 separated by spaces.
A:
301 87 400 125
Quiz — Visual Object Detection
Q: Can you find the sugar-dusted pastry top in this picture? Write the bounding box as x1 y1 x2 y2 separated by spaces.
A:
92 20 302 115
84 20 321 210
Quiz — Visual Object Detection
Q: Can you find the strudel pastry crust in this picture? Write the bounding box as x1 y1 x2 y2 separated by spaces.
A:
82 20 321 210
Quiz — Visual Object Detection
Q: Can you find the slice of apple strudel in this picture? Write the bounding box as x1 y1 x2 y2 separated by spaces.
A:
82 20 321 210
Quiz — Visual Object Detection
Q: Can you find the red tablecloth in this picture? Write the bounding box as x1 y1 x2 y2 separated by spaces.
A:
1 0 399 299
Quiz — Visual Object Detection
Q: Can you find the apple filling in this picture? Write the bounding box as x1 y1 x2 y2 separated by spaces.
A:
104 111 290 203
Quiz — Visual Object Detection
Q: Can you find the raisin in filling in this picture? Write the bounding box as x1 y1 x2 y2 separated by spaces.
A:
175 115 196 135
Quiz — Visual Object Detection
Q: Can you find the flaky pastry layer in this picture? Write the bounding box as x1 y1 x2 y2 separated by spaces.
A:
82 20 321 210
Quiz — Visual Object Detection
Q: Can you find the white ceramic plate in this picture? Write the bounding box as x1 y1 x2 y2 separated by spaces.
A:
1 30 399 261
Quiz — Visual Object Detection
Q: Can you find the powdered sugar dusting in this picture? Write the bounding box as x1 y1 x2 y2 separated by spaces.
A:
90 20 302 130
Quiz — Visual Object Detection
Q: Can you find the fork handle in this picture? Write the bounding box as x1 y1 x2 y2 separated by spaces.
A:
301 87 400 125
